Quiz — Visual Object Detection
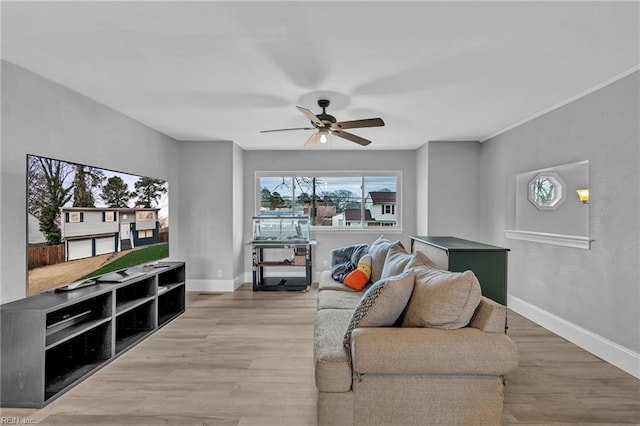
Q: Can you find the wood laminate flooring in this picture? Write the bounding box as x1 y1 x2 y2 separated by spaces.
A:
1 284 638 425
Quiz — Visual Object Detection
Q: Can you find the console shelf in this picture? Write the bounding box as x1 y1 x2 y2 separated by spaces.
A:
115 296 156 316
45 317 112 349
157 266 186 326
45 322 111 398
1 261 185 408
251 241 315 292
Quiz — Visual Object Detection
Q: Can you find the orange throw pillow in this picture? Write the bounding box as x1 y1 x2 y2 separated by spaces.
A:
343 254 372 290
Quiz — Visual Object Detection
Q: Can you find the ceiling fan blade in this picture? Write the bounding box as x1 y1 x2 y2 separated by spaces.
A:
296 105 325 128
332 118 385 130
260 127 314 133
331 129 371 146
304 133 320 148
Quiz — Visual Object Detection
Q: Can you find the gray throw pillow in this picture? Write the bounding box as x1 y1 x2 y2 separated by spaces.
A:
404 250 438 271
381 244 414 280
343 269 415 347
368 235 404 283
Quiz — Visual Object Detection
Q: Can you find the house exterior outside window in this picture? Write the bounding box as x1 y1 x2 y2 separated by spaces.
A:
256 172 401 231
365 191 397 227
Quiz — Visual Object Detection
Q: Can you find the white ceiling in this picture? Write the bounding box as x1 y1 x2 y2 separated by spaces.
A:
2 1 639 150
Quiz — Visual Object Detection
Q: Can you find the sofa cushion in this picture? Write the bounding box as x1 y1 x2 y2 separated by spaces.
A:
380 244 414 280
402 264 482 329
368 235 404 283
343 254 372 290
318 270 363 292
405 249 438 270
317 289 364 311
350 327 519 375
314 309 354 392
343 269 415 347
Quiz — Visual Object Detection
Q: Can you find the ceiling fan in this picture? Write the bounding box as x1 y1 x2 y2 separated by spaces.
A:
260 99 385 148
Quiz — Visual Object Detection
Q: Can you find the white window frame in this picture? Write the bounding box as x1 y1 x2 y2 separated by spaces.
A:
255 170 402 233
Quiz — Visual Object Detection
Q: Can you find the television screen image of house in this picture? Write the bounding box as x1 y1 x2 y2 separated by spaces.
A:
26 154 169 295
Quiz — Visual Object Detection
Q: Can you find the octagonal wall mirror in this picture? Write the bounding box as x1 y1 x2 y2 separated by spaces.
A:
528 172 566 210
510 160 589 248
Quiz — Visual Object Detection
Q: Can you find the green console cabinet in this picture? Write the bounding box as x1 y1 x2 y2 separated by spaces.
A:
410 236 509 306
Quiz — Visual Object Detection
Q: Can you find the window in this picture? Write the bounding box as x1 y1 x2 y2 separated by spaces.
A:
528 172 565 210
104 211 115 222
68 212 82 223
136 211 155 221
138 230 153 239
257 172 400 229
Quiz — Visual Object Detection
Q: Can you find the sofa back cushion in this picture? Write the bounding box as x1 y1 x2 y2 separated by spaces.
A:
368 235 404 283
380 244 414 280
402 252 481 329
343 269 415 347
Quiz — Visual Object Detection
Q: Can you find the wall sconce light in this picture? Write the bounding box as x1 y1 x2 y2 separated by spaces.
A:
576 189 589 204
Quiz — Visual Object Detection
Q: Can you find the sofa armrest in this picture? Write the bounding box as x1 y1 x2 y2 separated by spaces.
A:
350 327 518 376
469 296 507 333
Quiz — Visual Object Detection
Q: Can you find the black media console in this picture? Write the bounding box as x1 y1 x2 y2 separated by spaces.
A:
0 261 186 408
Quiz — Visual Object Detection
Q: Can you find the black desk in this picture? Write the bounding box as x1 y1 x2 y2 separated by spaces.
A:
410 236 509 305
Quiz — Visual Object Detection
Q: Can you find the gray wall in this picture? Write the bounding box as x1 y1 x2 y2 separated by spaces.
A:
478 72 639 357
243 150 418 280
176 140 244 291
0 61 179 303
232 143 245 280
415 143 429 236
425 141 481 240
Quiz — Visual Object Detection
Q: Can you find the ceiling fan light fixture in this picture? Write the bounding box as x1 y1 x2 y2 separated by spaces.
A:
260 99 384 147
319 128 329 144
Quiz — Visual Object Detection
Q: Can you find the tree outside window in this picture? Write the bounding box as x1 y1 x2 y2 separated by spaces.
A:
257 173 399 229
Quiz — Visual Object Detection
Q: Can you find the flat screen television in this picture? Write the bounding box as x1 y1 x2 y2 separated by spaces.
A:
26 154 169 294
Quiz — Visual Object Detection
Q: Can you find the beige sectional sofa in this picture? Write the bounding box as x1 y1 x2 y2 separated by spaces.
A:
314 236 519 425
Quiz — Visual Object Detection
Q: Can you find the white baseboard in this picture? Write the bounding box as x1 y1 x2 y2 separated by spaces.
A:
508 295 640 379
187 276 244 292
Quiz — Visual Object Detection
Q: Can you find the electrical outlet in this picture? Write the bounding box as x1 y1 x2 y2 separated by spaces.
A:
217 269 222 278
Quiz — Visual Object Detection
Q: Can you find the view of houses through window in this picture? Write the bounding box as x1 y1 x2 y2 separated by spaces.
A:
258 173 399 228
